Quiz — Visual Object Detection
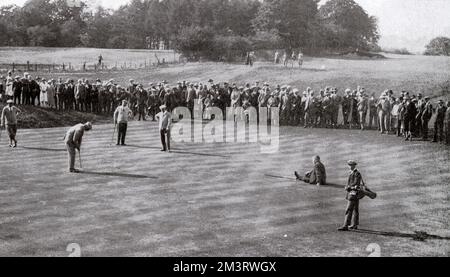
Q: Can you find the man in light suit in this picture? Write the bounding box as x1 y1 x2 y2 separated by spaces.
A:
1 100 22 147
156 105 172 152
114 100 133 146
303 89 315 128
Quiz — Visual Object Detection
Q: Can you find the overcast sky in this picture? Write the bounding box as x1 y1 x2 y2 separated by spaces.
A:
1 0 449 52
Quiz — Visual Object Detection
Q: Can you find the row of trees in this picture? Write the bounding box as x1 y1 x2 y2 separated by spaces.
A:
425 37 450 56
0 0 381 60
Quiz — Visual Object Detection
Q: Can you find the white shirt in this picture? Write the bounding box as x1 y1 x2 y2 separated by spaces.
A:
114 105 132 123
156 111 172 130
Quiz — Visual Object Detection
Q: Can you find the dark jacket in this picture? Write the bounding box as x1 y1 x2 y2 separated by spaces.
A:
309 161 327 186
346 169 362 201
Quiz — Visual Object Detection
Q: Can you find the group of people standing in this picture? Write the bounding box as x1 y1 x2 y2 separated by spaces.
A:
1 72 450 145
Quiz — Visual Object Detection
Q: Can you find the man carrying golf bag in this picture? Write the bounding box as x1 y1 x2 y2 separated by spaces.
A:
338 160 376 231
64 122 92 173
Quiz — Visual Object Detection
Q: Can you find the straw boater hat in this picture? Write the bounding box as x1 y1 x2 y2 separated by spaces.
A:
7 99 14 104
347 160 357 166
160 104 167 110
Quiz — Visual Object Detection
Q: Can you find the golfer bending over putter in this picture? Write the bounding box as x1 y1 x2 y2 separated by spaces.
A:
295 155 327 186
64 122 92 173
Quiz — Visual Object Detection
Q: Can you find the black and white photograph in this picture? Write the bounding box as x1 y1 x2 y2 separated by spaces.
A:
0 0 449 261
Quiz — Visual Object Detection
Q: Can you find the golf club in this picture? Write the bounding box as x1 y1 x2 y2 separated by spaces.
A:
78 149 82 169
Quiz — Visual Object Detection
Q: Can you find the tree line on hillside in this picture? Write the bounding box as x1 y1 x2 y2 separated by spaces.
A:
1 0 381 61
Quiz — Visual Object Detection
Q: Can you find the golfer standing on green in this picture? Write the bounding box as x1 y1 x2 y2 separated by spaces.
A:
338 160 363 231
1 99 21 148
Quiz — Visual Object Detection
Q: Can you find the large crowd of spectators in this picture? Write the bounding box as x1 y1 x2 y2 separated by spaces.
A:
1 70 449 144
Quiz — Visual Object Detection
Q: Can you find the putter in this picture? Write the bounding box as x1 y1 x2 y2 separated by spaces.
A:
0 126 3 143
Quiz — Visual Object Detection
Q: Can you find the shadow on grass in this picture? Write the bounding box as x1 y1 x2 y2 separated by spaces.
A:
125 144 161 150
265 174 346 189
170 150 230 158
21 146 66 152
127 144 230 158
79 171 157 179
353 229 450 242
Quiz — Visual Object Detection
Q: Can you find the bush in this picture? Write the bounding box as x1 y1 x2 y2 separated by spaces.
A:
250 30 282 50
424 37 450 56
383 48 412 55
108 35 128 49
173 26 215 61
212 35 252 62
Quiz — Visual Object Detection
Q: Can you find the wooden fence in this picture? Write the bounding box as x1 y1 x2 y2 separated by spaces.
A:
0 55 182 74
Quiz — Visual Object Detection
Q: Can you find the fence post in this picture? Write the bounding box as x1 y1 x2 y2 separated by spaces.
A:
27 61 30 71
62 63 65 71
35 63 37 72
12 63 15 73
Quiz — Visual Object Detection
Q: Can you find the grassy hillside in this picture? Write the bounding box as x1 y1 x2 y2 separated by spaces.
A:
0 47 179 70
0 105 110 129
26 53 450 99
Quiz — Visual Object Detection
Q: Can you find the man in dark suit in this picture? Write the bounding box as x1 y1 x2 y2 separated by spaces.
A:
136 84 148 121
295 156 327 186
433 100 447 143
30 76 40 106
21 75 31 105
421 97 433 141
338 160 362 231
445 101 450 145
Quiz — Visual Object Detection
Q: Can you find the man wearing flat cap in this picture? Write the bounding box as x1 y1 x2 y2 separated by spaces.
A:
338 160 363 231
1 99 22 147
156 105 172 152
64 122 92 173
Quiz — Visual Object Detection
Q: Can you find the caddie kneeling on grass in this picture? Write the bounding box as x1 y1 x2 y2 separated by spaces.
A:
295 155 327 186
64 122 92 173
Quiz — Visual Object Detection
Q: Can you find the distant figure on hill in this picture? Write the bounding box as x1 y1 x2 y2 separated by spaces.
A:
98 54 103 66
